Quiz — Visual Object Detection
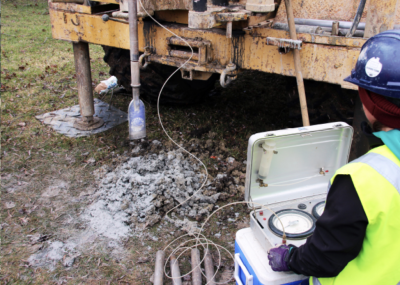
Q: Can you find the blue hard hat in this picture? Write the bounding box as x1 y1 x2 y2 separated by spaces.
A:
344 30 400 99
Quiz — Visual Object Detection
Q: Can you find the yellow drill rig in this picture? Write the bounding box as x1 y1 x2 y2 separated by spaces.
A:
48 0 399 138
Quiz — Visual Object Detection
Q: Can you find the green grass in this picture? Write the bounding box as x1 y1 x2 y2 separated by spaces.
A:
1 0 121 167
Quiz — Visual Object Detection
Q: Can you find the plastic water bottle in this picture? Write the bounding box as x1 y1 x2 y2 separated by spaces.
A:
128 98 146 140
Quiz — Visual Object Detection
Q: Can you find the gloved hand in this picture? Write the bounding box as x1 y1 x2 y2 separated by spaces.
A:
267 245 291 271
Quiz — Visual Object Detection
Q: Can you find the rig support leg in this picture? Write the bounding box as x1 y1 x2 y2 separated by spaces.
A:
72 42 103 131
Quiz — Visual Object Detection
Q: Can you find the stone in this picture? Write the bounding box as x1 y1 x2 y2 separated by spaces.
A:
146 214 161 227
4 201 16 209
227 157 235 164
63 256 76 267
238 186 245 195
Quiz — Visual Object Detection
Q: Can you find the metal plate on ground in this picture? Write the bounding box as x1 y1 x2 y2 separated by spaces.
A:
35 99 127 137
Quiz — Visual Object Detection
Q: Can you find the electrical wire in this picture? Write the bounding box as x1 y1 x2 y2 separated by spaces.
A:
137 1 287 283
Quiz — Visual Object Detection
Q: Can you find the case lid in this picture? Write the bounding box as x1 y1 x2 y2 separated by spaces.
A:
245 122 353 207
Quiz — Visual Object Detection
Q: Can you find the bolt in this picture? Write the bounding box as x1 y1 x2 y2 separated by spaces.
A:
102 14 109 22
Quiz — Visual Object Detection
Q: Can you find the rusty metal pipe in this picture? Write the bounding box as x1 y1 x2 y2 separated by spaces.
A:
73 42 94 120
285 0 310 126
72 42 104 130
169 50 199 61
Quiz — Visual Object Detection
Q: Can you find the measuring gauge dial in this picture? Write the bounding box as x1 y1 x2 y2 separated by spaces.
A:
312 201 325 219
268 209 316 239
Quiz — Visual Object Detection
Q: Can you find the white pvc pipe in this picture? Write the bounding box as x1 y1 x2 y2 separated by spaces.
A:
258 141 276 180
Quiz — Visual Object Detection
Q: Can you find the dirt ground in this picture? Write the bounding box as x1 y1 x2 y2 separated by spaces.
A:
1 1 359 284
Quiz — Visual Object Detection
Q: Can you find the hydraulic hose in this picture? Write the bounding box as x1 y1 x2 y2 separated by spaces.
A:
346 0 367 37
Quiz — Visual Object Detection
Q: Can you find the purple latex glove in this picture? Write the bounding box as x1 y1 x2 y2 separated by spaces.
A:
267 245 290 271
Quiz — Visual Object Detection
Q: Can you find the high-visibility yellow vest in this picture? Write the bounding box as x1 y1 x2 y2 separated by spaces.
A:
311 145 400 285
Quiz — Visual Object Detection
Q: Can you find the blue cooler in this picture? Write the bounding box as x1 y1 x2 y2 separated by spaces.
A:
234 122 353 285
234 228 307 285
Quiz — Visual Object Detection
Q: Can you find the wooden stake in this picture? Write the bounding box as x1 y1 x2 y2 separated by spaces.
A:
284 0 310 126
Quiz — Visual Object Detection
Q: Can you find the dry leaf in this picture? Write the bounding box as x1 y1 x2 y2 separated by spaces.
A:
5 201 16 209
137 257 150 263
29 243 43 253
19 217 30 225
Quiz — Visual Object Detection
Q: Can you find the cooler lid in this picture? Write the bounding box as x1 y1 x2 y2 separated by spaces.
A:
245 122 353 207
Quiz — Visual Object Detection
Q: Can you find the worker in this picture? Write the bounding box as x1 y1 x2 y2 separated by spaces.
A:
267 30 400 285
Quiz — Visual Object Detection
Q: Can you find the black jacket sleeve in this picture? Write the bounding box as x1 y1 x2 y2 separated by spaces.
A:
287 175 368 277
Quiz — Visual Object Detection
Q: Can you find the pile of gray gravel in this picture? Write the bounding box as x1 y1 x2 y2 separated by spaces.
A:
84 139 246 239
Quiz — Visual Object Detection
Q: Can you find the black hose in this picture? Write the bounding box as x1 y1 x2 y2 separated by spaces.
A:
346 0 367 37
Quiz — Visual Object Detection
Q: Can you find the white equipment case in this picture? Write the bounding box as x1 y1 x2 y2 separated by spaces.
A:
234 122 353 285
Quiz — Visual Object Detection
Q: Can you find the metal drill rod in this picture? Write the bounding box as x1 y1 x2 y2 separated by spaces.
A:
170 255 182 285
153 250 165 285
204 249 216 285
191 248 202 285
128 0 140 111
